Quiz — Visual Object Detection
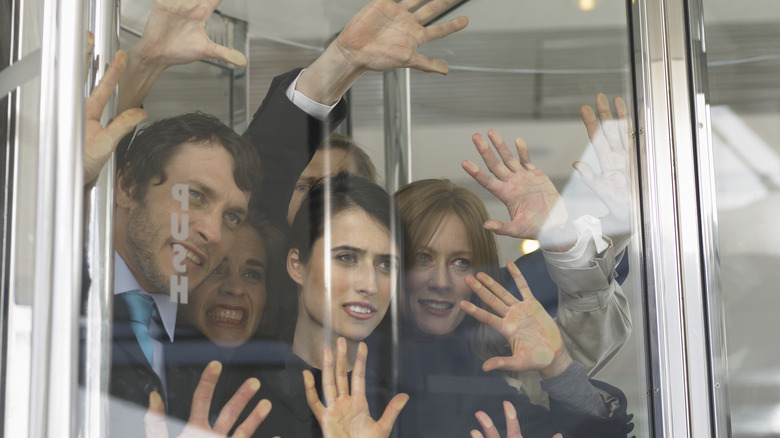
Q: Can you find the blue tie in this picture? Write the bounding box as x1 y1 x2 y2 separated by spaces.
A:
120 290 159 366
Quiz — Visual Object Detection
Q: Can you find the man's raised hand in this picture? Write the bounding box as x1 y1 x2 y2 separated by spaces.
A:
298 0 468 105
336 0 468 74
131 0 246 68
119 0 246 111
84 50 147 188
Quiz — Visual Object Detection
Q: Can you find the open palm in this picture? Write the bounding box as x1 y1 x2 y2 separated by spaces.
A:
335 0 468 75
304 338 409 438
463 129 567 240
461 263 572 378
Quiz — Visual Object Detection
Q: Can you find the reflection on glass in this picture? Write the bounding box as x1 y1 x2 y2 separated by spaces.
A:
702 2 780 435
405 0 648 436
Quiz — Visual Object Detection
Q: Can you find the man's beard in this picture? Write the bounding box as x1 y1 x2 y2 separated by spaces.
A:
125 202 171 295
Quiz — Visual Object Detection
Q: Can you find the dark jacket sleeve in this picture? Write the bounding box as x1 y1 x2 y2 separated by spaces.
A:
242 68 348 223
548 379 634 438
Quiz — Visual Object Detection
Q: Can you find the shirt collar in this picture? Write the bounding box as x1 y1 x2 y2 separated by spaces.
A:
114 252 178 342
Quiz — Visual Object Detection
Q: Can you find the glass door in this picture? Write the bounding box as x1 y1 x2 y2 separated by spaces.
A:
688 0 780 436
1 0 87 436
8 0 768 436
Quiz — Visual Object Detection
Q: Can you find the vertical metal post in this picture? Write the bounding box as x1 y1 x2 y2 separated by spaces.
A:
4 0 44 435
631 0 714 435
685 0 732 436
382 68 411 434
82 0 118 436
28 0 85 435
383 68 412 192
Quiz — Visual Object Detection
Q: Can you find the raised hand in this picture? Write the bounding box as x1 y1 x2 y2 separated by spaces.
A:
336 0 468 74
462 129 569 241
131 0 246 68
145 361 271 438
84 50 147 187
471 402 563 438
303 338 409 438
119 0 246 111
575 94 631 239
299 0 468 105
460 262 573 379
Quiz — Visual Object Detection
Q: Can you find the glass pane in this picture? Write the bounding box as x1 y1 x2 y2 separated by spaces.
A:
405 2 649 437
2 0 45 435
97 1 650 437
698 1 780 436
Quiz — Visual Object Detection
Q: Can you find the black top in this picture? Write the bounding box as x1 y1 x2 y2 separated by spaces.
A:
214 342 391 438
397 333 633 438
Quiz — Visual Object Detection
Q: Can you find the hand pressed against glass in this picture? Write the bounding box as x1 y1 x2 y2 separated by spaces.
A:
303 338 409 438
460 262 572 379
471 401 563 438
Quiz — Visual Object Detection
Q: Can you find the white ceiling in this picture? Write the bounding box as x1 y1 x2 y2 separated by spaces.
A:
215 0 780 40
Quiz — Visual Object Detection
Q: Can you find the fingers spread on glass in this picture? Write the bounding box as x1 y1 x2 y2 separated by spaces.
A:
461 264 569 376
84 50 147 186
575 93 632 236
144 361 269 438
471 401 526 438
463 129 566 240
304 338 409 438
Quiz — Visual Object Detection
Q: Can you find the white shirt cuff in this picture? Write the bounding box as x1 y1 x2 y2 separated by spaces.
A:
543 215 609 265
285 69 338 121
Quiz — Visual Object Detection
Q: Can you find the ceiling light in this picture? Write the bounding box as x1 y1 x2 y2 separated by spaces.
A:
579 0 597 11
520 239 540 255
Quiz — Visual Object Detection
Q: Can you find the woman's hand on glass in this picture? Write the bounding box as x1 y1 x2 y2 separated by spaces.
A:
471 401 563 438
462 129 571 245
304 337 409 438
461 262 573 379
575 94 631 241
145 361 271 438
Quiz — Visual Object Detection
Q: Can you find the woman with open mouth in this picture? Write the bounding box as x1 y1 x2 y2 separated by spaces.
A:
178 216 287 348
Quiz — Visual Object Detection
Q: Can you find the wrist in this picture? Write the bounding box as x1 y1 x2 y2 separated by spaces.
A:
125 43 170 72
117 46 166 112
538 221 578 252
297 42 366 106
539 350 573 380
